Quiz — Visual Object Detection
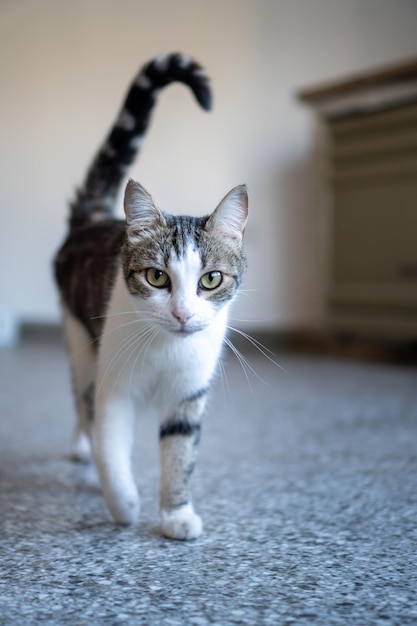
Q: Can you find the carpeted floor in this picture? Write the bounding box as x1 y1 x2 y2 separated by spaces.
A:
0 335 416 625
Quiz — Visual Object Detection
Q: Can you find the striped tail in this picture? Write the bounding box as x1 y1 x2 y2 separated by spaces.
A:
70 53 212 232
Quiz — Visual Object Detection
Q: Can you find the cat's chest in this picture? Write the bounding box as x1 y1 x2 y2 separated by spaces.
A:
136 335 213 402
101 327 221 414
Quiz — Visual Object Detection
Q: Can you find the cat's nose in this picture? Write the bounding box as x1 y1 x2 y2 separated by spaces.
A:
172 310 194 326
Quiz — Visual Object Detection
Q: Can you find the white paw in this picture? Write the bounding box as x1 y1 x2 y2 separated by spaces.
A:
69 432 92 463
101 481 140 526
106 493 140 526
160 503 203 540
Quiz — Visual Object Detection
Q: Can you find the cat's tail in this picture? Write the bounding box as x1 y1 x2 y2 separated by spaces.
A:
69 53 212 232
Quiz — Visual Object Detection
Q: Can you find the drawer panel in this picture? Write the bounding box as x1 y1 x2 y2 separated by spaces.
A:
331 180 417 288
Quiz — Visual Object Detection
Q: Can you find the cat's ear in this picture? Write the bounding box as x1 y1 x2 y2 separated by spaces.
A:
124 179 166 236
206 185 248 241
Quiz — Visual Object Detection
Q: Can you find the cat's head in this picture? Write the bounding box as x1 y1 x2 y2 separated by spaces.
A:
121 179 248 335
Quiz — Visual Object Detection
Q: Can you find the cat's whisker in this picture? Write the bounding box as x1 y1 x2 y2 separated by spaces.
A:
111 326 155 398
140 328 160 380
228 314 276 325
95 323 154 401
90 310 159 320
128 326 159 400
234 289 256 302
97 316 157 342
227 325 288 374
107 323 154 374
95 329 141 401
106 326 156 401
67 313 158 358
217 355 232 404
223 336 259 399
225 336 268 384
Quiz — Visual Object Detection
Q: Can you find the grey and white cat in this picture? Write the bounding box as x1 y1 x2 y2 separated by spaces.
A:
54 53 248 540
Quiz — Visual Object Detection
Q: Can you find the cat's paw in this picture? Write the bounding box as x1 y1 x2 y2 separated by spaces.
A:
160 503 203 540
106 492 140 526
69 432 92 463
99 478 140 526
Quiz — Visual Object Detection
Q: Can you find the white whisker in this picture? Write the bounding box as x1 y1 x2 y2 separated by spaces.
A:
95 323 154 401
223 336 259 398
233 289 255 303
217 355 232 403
90 310 156 320
128 326 159 400
227 326 288 374
228 315 276 325
68 311 157 358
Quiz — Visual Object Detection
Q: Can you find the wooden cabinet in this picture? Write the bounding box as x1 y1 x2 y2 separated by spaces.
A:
299 60 417 339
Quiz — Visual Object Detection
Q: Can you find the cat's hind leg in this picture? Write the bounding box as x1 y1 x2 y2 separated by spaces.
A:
62 305 96 463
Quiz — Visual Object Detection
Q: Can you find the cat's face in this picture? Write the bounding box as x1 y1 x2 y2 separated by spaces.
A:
121 180 248 335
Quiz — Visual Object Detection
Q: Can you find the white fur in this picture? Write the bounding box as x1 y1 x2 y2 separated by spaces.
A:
161 503 202 540
90 246 228 531
62 305 95 463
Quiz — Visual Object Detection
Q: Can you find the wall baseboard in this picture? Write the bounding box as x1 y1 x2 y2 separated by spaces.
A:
21 322 64 343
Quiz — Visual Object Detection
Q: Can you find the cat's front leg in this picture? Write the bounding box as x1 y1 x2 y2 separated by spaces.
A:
159 391 207 540
94 394 139 525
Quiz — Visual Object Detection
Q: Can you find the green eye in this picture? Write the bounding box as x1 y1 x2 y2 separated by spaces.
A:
146 268 170 288
200 271 223 290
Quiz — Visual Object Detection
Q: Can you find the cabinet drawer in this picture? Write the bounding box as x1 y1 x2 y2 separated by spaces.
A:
331 180 417 287
328 103 417 177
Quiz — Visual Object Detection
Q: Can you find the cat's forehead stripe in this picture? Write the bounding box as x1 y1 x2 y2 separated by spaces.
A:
168 215 204 259
168 241 202 278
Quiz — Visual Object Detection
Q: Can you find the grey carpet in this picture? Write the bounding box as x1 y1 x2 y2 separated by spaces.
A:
0 336 416 625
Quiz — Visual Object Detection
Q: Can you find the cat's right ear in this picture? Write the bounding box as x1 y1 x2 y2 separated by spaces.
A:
124 179 166 237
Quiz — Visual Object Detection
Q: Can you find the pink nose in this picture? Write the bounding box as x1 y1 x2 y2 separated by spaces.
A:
172 311 194 325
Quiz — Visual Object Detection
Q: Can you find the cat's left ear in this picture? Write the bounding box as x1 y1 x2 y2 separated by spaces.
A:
124 179 166 236
206 185 248 241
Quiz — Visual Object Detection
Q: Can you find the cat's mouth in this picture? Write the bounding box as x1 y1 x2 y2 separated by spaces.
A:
172 326 201 336
170 322 206 336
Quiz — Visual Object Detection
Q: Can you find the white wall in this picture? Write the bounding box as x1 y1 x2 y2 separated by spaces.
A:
1 0 417 330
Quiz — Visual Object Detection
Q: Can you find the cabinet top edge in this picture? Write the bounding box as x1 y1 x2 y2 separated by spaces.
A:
297 57 417 104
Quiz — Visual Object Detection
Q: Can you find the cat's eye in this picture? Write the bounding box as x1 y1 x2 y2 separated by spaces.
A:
199 271 223 290
146 268 170 288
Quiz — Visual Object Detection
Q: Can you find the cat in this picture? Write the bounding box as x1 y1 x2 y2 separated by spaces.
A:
54 53 248 540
